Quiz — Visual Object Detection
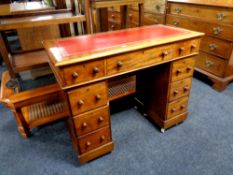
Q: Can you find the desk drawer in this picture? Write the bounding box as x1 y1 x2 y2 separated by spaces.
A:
62 59 105 86
78 126 112 154
144 13 165 25
166 14 233 41
73 106 110 136
108 10 121 23
167 96 188 119
200 36 232 59
168 3 233 25
108 21 121 31
195 52 226 77
169 77 192 102
68 81 108 115
171 57 195 82
106 40 199 76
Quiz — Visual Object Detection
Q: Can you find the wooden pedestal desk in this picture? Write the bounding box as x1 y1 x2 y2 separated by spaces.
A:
43 25 203 163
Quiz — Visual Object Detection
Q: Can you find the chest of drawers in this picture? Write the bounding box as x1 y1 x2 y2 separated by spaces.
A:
166 0 233 91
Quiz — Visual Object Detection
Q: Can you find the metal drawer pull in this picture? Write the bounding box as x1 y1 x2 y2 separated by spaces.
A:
213 27 223 35
175 7 182 14
205 60 214 68
209 43 218 51
173 20 179 26
72 72 79 78
216 12 226 21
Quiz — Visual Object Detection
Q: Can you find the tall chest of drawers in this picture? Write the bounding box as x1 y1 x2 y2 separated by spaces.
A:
166 0 233 91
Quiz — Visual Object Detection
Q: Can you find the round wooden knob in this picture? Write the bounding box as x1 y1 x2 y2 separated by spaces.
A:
129 13 132 18
78 100 84 106
96 94 101 101
82 122 87 128
86 141 91 147
117 61 123 68
176 69 182 74
180 104 186 109
191 44 197 50
173 90 179 95
186 66 192 72
171 108 177 113
161 51 169 57
100 135 105 142
179 47 185 53
93 67 100 74
72 72 79 78
183 86 189 91
98 116 104 123
111 14 115 18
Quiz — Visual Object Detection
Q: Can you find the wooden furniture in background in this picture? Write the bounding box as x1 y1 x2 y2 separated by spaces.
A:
44 25 203 163
166 0 233 91
0 71 69 138
89 0 144 33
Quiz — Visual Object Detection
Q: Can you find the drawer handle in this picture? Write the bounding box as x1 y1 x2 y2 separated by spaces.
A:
208 43 218 51
129 13 133 18
98 116 104 123
100 135 106 142
205 60 214 68
173 90 179 95
180 104 186 109
173 20 179 26
93 67 100 74
72 72 79 79
86 141 91 147
176 69 182 74
183 86 189 92
216 12 226 21
117 61 123 68
161 51 169 58
82 122 88 128
96 94 101 101
190 44 197 51
186 66 192 72
175 7 182 14
213 27 223 35
171 108 177 113
111 25 115 29
78 100 84 106
179 47 185 54
111 14 115 18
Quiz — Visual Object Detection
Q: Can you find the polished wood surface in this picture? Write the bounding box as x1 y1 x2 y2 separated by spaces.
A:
44 25 203 163
166 0 233 91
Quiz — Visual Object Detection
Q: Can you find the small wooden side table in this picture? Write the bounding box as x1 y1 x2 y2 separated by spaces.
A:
90 0 144 33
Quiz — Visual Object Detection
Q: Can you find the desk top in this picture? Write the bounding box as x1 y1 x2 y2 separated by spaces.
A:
0 2 54 16
44 25 204 67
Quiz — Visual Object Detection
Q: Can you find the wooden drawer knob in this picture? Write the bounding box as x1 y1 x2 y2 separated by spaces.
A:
78 100 84 106
191 44 197 50
100 135 105 142
117 61 123 68
173 90 179 95
171 108 177 113
96 94 101 101
180 104 186 109
186 66 192 72
93 67 100 74
176 69 182 74
111 25 115 29
209 43 218 51
72 72 79 78
179 47 185 53
129 13 133 18
86 141 91 147
111 14 115 18
161 51 169 58
98 116 104 123
183 86 189 91
82 122 88 128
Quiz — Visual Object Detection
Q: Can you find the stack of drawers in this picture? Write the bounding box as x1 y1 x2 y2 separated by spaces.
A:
67 81 114 163
166 0 233 91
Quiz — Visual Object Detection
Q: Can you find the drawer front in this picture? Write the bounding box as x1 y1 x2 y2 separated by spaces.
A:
68 81 108 115
107 40 199 76
195 52 226 77
144 13 165 25
169 77 192 102
73 106 110 136
108 21 121 31
63 59 105 86
166 14 233 41
168 3 233 25
78 126 112 154
167 96 188 119
171 57 195 82
108 10 121 23
200 36 232 59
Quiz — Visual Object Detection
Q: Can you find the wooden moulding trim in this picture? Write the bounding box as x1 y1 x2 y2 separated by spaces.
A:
0 14 86 31
51 32 203 67
78 142 114 164
59 53 199 90
167 0 233 8
93 0 144 8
